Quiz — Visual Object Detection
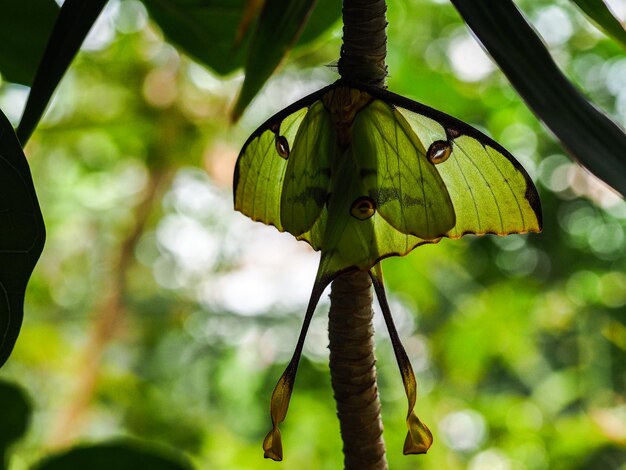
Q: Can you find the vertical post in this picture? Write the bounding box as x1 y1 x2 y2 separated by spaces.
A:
330 1 389 467
329 272 388 469
338 0 388 88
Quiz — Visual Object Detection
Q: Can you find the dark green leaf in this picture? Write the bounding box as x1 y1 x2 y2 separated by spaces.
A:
298 0 341 45
142 0 340 120
0 380 31 462
16 0 108 145
231 0 317 120
33 441 194 470
451 0 626 197
142 0 248 77
571 0 626 48
0 0 59 86
0 108 45 368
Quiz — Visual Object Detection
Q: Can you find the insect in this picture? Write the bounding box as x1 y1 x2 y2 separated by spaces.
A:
234 80 542 460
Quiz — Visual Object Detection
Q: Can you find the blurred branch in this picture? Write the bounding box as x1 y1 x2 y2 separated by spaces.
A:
47 167 170 448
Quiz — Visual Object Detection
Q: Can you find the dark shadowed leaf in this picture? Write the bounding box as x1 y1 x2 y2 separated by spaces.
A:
297 0 341 45
452 0 626 197
0 380 31 464
33 441 195 470
571 0 626 49
232 0 341 120
16 0 108 145
0 108 45 368
231 0 317 120
143 0 340 121
0 0 59 86
142 0 248 77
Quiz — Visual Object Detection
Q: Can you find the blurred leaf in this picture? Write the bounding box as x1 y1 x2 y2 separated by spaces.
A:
33 441 194 470
234 0 266 45
143 0 339 120
297 0 341 45
142 0 248 77
571 0 626 49
233 0 341 119
16 0 108 145
451 0 626 198
0 108 45 368
0 0 59 86
231 0 316 120
0 380 31 463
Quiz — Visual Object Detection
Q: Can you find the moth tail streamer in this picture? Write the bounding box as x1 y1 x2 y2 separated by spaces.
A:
262 263 335 460
370 264 434 455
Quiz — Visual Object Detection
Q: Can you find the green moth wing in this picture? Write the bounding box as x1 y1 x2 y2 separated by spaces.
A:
368 86 542 239
235 81 542 278
280 100 334 235
234 85 333 232
351 99 455 239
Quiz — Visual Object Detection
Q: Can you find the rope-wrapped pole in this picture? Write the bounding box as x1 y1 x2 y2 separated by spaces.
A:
329 272 387 469
329 1 389 468
338 0 388 88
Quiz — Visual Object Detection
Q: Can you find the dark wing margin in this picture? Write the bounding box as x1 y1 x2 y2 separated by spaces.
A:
344 83 542 238
233 84 335 231
233 83 336 202
354 83 542 230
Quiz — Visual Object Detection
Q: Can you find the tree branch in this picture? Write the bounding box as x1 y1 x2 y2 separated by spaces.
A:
329 271 387 469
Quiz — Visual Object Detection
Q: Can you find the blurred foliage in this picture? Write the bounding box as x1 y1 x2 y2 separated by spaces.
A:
452 0 626 197
0 0 625 469
32 441 193 470
0 381 30 467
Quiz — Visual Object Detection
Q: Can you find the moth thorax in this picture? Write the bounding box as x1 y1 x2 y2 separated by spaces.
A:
350 196 376 220
427 140 452 164
323 87 373 147
275 135 290 159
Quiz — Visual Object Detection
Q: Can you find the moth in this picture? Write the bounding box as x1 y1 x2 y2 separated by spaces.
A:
234 80 542 460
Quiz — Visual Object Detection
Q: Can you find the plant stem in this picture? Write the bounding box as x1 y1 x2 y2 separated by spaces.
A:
339 0 388 88
328 1 389 467
329 272 387 469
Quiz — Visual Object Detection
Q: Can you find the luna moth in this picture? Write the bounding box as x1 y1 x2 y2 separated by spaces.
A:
234 80 542 460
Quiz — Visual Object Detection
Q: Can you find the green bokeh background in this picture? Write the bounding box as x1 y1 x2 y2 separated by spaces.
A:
1 0 625 468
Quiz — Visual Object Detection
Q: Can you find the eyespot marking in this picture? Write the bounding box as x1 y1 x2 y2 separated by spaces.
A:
275 135 290 159
350 196 376 220
427 140 452 164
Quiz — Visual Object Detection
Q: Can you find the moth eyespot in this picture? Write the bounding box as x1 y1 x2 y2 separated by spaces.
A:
350 196 376 220
275 136 290 159
427 140 452 164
